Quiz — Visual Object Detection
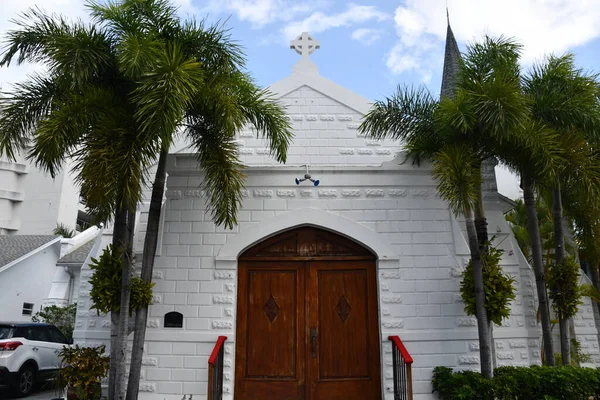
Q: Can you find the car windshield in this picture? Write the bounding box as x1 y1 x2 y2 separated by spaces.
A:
0 326 14 339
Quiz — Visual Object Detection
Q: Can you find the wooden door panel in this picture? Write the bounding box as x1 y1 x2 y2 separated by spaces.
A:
247 269 298 377
308 261 382 400
318 269 370 379
235 262 305 400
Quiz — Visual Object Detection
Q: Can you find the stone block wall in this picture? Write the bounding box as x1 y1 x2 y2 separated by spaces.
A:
117 155 544 400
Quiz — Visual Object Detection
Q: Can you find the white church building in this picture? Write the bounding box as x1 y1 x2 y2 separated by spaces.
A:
70 28 600 400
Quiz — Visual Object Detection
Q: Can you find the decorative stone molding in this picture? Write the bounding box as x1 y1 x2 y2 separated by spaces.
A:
341 189 361 197
212 320 233 329
253 189 273 197
459 356 479 365
382 296 402 304
388 189 408 197
365 189 384 197
318 189 337 197
213 295 234 304
214 208 399 269
276 189 296 197
339 148 355 155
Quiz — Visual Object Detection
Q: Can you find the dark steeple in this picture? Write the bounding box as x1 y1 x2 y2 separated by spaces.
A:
440 10 461 99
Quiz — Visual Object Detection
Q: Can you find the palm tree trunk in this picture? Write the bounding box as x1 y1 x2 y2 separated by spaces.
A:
108 208 129 400
474 181 489 250
552 185 570 365
465 207 493 378
114 210 136 400
126 149 168 400
591 263 600 317
523 178 555 365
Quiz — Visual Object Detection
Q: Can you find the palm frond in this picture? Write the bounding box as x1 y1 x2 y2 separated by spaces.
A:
178 19 245 71
432 144 481 216
133 40 203 149
359 85 438 144
0 75 60 160
187 118 245 229
524 53 600 139
232 74 293 163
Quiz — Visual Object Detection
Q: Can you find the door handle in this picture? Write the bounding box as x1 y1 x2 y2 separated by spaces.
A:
310 328 317 358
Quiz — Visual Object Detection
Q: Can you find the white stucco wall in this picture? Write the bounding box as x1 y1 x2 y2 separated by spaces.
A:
0 239 61 321
0 152 80 235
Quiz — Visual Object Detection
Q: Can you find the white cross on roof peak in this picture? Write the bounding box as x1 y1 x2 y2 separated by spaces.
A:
290 32 320 58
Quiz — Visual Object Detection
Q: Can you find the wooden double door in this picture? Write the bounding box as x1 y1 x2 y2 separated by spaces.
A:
234 228 382 400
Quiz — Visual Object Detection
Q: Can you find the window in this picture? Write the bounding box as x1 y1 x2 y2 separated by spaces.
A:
0 326 14 340
49 327 69 344
30 327 51 342
164 311 183 328
22 303 34 316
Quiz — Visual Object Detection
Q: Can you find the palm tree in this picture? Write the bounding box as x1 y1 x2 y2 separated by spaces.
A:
523 54 600 364
360 36 531 378
432 144 493 378
0 2 293 399
0 8 155 399
86 2 293 399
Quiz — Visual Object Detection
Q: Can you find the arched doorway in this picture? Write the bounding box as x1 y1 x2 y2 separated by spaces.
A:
234 226 382 400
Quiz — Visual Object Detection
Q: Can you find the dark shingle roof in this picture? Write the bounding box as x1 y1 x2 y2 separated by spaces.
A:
440 17 462 99
0 235 59 267
57 239 95 265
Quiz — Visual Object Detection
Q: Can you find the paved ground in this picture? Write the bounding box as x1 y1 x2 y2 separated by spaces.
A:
0 382 63 400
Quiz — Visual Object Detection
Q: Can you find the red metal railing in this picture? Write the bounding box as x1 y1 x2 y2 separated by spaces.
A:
388 336 413 400
208 336 227 400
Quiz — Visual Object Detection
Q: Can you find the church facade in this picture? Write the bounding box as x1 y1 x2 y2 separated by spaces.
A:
72 30 600 400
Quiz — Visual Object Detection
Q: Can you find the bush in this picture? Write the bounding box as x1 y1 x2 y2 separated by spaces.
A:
460 243 516 325
57 345 110 400
88 245 153 315
32 304 76 341
432 366 600 400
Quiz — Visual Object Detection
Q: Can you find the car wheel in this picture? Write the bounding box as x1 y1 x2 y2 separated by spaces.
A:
14 365 36 397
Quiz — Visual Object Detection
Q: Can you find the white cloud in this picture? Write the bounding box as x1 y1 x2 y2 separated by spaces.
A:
199 0 327 28
387 0 600 81
351 28 382 45
283 4 389 40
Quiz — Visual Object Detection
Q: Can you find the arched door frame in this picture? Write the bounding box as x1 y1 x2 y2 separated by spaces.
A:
215 208 399 269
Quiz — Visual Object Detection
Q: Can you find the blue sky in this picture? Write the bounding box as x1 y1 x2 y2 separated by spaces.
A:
3 0 600 198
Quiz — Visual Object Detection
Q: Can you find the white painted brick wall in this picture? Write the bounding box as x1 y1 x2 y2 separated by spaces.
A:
78 69 599 400
122 154 556 400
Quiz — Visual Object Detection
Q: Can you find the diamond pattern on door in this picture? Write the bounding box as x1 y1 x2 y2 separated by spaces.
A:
335 295 351 322
263 295 280 323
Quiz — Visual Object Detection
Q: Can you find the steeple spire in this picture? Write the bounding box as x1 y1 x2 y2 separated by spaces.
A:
440 11 461 99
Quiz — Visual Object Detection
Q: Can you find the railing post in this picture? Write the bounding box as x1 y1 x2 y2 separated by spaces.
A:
208 336 227 400
388 336 413 400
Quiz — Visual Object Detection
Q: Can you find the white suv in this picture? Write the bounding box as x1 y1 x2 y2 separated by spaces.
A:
0 322 71 397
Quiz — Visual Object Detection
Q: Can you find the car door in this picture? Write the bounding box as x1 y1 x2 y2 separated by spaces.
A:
28 327 55 373
47 327 69 371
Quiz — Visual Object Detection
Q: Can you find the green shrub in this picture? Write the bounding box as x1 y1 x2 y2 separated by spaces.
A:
89 244 154 315
460 243 516 325
31 303 76 341
432 365 600 400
